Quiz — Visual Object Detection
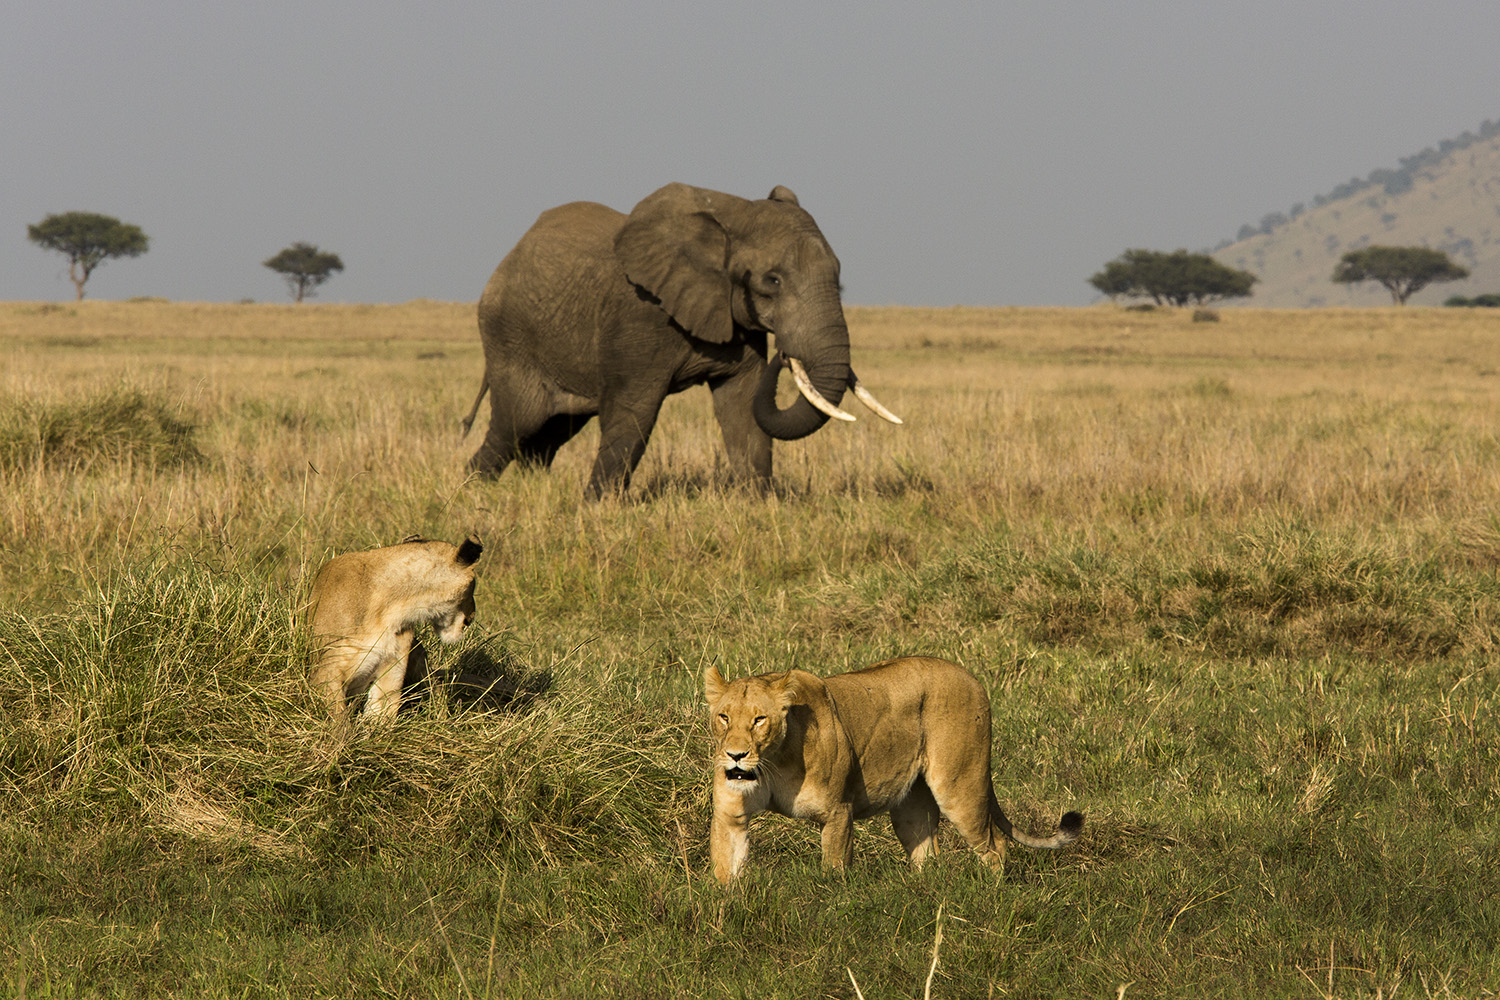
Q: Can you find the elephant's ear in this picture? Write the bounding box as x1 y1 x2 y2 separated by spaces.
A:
767 185 799 206
614 183 735 344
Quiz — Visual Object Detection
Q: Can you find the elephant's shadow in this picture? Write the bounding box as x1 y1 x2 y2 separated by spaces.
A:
632 467 743 502
406 645 552 715
631 463 936 503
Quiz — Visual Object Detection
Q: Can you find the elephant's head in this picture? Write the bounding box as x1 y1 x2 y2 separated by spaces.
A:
613 183 898 441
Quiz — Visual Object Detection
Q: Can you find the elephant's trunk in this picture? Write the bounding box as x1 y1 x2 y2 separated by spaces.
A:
752 326 851 442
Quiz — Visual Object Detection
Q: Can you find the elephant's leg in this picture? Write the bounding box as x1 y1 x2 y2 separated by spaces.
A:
516 413 593 470
588 384 668 498
467 371 555 478
710 370 773 487
469 409 522 478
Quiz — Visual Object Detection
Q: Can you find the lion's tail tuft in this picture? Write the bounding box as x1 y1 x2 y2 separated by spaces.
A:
991 795 1085 850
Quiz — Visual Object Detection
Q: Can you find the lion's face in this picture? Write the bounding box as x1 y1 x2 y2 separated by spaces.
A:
706 669 793 792
430 579 477 644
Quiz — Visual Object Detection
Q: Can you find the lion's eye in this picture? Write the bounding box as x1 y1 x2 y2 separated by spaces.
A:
753 715 767 727
717 713 729 726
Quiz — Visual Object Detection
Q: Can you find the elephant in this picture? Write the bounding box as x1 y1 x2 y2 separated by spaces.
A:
460 182 900 498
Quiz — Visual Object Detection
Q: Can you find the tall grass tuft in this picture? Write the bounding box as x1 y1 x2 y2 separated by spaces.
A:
0 384 202 473
0 558 698 874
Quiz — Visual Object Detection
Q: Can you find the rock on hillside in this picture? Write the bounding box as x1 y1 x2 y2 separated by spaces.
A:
1214 133 1500 307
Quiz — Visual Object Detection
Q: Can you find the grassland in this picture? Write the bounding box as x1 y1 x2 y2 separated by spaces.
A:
1 300 1497 998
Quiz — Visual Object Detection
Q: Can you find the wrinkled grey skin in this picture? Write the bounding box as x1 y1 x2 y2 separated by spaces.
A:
463 183 855 499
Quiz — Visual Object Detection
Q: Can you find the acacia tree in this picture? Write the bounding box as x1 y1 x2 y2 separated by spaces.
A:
27 212 150 300
1089 249 1257 306
263 242 344 302
1331 246 1469 305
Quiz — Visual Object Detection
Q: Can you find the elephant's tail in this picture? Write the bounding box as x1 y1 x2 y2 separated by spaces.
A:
460 379 488 439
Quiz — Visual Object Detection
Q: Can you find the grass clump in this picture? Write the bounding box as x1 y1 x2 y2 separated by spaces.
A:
0 384 202 473
0 560 693 871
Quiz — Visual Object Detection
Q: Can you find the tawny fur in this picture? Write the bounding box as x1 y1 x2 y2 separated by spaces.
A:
307 535 482 723
705 656 1083 884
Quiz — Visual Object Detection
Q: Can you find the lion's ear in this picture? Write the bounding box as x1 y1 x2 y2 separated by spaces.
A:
778 670 822 707
455 535 483 566
704 665 728 703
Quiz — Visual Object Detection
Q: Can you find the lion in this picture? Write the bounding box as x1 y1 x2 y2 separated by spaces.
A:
705 656 1083 883
307 534 483 723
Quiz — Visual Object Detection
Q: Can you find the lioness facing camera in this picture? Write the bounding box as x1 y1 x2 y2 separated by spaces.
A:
705 656 1083 883
308 535 482 723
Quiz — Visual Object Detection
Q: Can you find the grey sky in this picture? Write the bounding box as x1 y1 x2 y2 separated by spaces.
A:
5 1 1497 306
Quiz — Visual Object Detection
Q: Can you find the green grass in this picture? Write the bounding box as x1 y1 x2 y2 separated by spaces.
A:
1 303 1498 997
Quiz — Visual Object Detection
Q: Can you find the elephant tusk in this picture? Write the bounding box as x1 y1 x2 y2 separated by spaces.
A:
846 372 903 425
788 357 857 422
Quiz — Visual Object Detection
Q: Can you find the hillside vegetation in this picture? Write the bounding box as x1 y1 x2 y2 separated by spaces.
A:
2 301 1498 998
1216 129 1500 306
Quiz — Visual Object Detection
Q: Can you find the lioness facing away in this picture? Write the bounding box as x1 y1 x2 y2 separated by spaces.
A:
705 656 1083 883
308 535 482 723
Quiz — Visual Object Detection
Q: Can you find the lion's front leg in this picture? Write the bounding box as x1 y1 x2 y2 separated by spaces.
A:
819 803 854 870
711 798 754 885
362 633 414 722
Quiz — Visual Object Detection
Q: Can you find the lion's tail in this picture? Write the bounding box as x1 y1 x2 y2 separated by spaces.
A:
989 792 1084 850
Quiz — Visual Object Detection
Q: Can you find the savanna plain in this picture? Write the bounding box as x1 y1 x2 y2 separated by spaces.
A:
1 300 1497 999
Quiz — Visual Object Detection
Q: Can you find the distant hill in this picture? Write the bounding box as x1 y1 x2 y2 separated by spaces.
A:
1213 121 1500 306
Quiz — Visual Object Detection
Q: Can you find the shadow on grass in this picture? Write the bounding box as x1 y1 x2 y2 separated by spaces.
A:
629 461 938 503
434 645 553 714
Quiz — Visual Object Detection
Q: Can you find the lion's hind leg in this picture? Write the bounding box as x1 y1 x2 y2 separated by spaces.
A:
311 652 355 724
925 770 1008 869
889 777 942 869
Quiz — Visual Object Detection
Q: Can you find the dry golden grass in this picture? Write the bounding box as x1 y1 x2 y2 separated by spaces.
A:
6 302 1500 568
2 298 1498 621
4 300 1499 997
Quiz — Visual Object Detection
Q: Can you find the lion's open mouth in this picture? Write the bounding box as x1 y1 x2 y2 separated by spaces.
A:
724 766 758 782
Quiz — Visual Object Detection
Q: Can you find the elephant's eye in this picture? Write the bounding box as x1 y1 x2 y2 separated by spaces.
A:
763 273 781 290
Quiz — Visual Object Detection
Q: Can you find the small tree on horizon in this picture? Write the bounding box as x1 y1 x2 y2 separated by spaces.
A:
1331 245 1470 305
27 212 150 300
263 242 344 302
1089 249 1257 307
